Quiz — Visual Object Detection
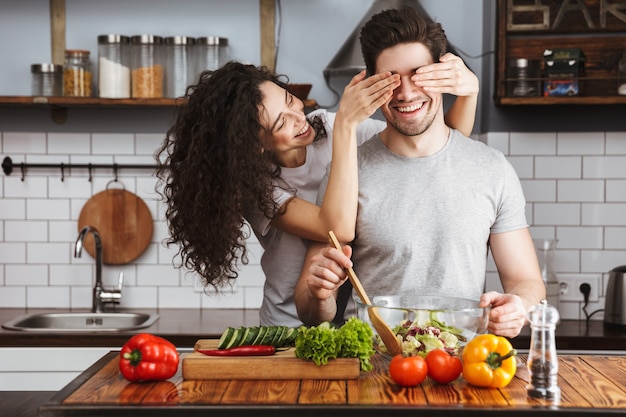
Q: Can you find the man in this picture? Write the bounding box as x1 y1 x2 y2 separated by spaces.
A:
294 6 545 338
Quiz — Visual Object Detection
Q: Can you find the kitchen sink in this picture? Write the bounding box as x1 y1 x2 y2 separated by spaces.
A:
2 312 159 332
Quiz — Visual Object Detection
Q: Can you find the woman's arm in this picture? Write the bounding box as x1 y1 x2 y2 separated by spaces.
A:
272 71 399 243
413 52 479 136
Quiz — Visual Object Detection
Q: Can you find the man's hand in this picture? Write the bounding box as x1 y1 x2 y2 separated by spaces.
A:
295 242 354 325
479 291 528 338
304 245 352 301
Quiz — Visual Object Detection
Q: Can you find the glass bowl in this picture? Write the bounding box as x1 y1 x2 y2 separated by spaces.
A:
355 295 490 358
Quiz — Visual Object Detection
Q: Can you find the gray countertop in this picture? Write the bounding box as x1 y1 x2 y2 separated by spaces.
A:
1 308 625 350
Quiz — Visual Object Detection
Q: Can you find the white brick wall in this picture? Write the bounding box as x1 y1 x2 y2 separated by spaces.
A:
2 129 626 321
483 131 626 321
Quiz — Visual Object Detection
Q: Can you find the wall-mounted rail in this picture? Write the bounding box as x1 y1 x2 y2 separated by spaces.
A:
2 156 161 181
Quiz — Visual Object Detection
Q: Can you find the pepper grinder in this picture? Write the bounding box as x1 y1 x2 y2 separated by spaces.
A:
526 299 560 400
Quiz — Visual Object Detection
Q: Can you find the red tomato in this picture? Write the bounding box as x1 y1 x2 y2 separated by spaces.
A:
389 354 428 387
425 349 463 384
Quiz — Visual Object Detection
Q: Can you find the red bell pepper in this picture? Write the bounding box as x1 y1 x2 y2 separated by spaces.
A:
119 333 179 382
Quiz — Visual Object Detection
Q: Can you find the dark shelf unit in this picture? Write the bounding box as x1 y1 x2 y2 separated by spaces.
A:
495 0 626 106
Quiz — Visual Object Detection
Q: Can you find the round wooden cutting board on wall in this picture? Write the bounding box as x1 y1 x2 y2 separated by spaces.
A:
78 182 154 265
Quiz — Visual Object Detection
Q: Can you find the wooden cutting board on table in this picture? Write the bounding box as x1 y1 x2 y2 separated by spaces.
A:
182 339 361 380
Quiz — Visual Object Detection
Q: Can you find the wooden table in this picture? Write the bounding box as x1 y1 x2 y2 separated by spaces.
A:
38 351 626 417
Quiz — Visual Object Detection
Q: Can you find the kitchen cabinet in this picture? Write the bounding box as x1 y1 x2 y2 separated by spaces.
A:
0 347 111 391
495 0 626 105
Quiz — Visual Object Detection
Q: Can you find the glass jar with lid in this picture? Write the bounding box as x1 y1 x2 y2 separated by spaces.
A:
98 34 131 98
193 37 229 81
31 63 63 96
130 34 164 98
163 36 195 98
64 49 93 97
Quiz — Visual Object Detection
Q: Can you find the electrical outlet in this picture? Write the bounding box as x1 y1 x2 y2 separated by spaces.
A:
558 275 599 302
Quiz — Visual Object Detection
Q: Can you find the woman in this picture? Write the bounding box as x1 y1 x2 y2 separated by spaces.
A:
156 58 478 327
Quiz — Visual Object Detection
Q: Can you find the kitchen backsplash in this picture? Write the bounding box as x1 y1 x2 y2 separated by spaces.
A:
1 130 625 321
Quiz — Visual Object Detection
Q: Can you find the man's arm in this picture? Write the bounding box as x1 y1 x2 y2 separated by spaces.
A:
294 241 353 325
484 227 546 337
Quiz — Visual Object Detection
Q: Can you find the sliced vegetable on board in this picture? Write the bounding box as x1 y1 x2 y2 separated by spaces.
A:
217 325 296 349
198 345 277 357
213 319 375 371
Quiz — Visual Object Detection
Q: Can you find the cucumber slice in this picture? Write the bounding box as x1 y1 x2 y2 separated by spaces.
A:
225 326 245 349
251 326 267 345
240 326 259 346
284 327 298 346
260 326 277 345
270 326 285 346
217 327 235 349
278 327 297 347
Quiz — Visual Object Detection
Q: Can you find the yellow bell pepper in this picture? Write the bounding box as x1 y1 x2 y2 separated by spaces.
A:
461 334 517 388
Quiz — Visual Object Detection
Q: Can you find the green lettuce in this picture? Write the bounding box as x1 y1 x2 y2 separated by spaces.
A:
294 318 375 371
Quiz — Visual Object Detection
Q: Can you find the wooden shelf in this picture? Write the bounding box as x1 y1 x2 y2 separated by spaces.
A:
0 96 182 107
0 96 318 110
498 95 626 105
495 0 626 106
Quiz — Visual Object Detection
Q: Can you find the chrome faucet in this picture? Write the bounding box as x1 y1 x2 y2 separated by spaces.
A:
74 225 124 313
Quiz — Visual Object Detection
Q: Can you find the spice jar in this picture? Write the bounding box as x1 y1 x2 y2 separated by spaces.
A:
98 34 131 98
63 49 93 97
526 300 560 400
507 58 540 97
130 34 164 98
31 63 63 96
163 36 195 98
194 36 229 81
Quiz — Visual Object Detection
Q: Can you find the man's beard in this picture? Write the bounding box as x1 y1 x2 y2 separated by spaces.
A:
386 110 436 137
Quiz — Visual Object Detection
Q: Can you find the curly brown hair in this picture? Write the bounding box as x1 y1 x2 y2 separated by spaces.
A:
156 61 325 292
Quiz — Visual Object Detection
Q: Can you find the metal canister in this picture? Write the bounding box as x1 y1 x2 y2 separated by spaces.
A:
31 63 63 96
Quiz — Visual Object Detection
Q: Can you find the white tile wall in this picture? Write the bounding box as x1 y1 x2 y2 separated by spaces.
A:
2 130 626 322
0 130 265 313
483 131 626 321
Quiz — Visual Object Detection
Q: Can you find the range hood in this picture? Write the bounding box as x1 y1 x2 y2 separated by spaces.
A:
324 0 458 81
320 0 463 110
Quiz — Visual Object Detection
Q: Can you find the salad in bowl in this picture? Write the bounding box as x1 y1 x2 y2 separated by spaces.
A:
355 295 490 357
